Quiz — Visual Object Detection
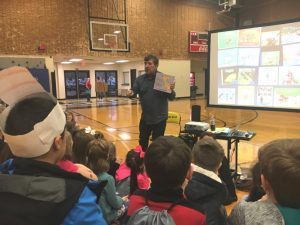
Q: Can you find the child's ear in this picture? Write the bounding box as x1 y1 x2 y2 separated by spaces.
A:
215 162 222 175
53 135 63 151
261 174 270 193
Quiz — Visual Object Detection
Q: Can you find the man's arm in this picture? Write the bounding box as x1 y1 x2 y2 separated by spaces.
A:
127 77 140 98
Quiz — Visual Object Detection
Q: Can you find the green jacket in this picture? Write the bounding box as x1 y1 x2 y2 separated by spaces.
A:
277 205 300 225
98 172 123 223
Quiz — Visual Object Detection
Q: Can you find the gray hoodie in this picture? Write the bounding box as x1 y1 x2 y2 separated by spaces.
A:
228 199 285 225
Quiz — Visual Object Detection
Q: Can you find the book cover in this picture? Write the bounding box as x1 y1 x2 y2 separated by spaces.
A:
154 72 175 93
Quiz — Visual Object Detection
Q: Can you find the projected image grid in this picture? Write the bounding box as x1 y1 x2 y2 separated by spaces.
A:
215 22 300 109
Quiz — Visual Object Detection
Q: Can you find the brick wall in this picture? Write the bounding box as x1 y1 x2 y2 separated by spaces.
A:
0 0 231 59
2 0 297 60
0 0 90 56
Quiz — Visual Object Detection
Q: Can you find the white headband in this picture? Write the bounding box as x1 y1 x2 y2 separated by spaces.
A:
0 67 66 158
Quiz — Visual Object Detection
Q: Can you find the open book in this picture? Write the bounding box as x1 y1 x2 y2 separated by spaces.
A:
154 72 175 93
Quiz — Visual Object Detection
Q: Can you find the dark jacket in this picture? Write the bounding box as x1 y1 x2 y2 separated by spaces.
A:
132 72 176 124
0 158 107 225
185 169 228 225
127 187 206 225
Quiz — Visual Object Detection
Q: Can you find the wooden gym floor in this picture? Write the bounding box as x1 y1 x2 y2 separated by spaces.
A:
60 96 300 212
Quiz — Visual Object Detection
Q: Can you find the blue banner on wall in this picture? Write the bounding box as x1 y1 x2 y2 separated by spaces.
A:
28 68 50 92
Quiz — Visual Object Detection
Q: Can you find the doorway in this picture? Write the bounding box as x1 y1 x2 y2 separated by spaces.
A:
95 70 118 97
64 70 90 99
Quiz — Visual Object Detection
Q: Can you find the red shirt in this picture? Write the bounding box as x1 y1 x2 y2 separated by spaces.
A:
85 79 91 89
127 189 206 225
57 160 78 172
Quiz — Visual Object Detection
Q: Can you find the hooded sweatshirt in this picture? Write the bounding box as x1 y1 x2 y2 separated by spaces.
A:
185 165 228 225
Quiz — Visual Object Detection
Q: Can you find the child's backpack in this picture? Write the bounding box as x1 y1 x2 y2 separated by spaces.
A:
127 195 179 225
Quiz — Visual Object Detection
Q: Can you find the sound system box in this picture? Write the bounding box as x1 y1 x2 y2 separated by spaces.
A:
191 105 201 122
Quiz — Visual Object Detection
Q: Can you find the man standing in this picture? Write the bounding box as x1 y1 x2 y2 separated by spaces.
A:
95 77 106 101
128 54 176 151
95 77 101 101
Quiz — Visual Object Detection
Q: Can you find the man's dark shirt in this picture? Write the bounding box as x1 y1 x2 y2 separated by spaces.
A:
132 72 176 124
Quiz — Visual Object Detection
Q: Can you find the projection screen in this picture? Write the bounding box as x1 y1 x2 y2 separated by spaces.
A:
208 19 300 112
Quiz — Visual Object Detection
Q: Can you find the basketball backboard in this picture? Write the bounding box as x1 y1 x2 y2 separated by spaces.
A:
90 21 129 52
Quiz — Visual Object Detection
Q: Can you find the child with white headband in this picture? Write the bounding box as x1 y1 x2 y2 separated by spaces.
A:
0 67 107 225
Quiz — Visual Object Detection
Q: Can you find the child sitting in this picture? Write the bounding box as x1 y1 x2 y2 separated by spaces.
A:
72 129 95 164
185 135 228 225
57 130 97 180
86 139 126 224
228 139 300 225
115 145 150 197
126 136 206 225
